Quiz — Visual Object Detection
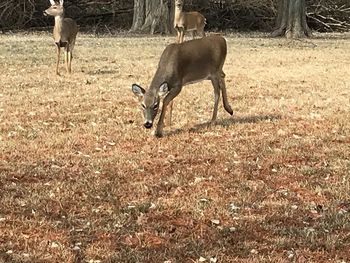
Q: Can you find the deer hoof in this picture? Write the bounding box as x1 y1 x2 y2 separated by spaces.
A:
210 119 218 126
154 130 163 138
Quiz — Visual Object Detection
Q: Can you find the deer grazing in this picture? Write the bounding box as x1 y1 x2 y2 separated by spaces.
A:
44 0 78 75
174 0 206 43
131 35 233 138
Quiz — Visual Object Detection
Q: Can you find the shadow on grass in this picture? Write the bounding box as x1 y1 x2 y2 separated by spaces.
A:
87 69 117 75
167 114 282 137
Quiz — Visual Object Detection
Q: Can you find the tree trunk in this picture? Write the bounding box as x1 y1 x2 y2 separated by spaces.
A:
130 0 172 34
271 0 311 38
168 0 176 34
130 0 145 32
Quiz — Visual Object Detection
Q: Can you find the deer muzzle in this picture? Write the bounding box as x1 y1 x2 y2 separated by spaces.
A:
144 121 153 129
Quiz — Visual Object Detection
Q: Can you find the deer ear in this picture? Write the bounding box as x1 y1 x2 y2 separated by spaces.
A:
49 0 55 5
132 84 145 98
158 82 169 98
59 0 64 5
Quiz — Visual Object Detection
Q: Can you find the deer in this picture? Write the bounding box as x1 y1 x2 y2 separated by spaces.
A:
131 35 233 138
44 0 78 75
174 0 206 43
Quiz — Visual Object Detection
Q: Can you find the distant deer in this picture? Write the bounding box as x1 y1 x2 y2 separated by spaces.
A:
44 0 78 75
174 0 206 43
131 35 233 138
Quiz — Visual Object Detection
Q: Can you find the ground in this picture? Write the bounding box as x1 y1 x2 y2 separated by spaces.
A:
0 32 349 263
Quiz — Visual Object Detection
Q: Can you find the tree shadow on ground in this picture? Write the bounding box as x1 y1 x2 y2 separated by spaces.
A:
167 114 282 137
86 69 117 75
310 32 350 40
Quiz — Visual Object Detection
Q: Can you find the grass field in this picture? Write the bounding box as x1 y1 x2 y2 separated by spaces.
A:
0 31 350 263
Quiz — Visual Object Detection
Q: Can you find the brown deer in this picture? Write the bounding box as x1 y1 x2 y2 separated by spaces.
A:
131 35 233 138
174 0 206 43
44 0 78 75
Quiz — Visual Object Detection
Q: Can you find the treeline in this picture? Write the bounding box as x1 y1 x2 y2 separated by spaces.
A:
0 0 132 31
0 0 349 32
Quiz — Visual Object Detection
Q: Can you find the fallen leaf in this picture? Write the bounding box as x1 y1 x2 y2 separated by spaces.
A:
211 219 220 225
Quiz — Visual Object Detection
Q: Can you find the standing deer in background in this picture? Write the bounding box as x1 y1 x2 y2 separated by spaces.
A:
131 35 233 138
174 0 206 43
44 0 78 75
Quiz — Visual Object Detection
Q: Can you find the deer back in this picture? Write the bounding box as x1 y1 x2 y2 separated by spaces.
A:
60 18 78 43
184 12 206 30
152 35 227 88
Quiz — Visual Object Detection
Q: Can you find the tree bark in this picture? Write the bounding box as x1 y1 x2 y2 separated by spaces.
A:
271 0 311 38
130 0 145 32
130 0 172 34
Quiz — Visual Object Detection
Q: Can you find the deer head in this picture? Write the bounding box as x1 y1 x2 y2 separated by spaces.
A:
175 0 184 8
44 0 64 17
132 82 169 129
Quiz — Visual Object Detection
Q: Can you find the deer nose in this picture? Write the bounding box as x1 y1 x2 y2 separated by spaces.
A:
144 121 153 129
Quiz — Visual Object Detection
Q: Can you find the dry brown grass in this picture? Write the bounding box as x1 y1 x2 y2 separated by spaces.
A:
0 31 350 263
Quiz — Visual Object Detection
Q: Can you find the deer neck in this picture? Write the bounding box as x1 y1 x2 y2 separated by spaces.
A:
149 77 163 95
174 5 183 26
148 68 169 96
175 4 184 16
53 15 64 42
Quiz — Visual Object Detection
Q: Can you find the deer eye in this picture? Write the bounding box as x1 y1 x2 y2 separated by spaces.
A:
141 104 146 109
153 103 158 110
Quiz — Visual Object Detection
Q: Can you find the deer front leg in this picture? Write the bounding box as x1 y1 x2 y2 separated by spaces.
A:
176 27 185 43
176 27 181 43
55 44 60 75
165 100 173 127
155 86 182 137
155 108 166 138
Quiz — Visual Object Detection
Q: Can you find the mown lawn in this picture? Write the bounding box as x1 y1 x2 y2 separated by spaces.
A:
0 32 349 262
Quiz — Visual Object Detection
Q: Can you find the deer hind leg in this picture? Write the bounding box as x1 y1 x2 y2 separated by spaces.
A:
64 44 69 73
191 30 196 40
67 46 72 73
64 51 69 73
69 51 73 73
68 39 76 74
55 44 61 75
200 26 206 38
219 71 233 116
210 76 222 124
67 51 72 73
155 86 182 137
